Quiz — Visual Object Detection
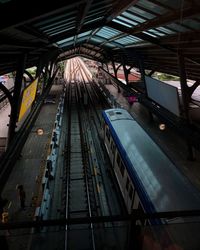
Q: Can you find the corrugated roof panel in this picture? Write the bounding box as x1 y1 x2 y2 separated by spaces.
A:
84 16 103 25
96 27 120 38
87 2 111 15
142 31 157 38
90 37 106 43
42 21 75 33
34 11 76 28
147 29 166 37
117 16 138 27
39 17 75 31
57 36 74 45
85 10 106 20
181 19 200 30
161 0 190 9
127 6 156 19
156 27 176 35
76 37 88 43
59 40 74 48
47 25 75 36
112 18 132 28
104 43 115 48
78 31 91 38
121 11 146 23
57 38 74 48
46 25 75 36
115 35 142 45
166 23 191 32
137 0 168 15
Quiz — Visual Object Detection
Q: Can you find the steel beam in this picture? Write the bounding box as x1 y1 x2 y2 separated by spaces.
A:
76 0 93 33
132 7 200 35
105 0 139 23
178 54 195 160
7 54 27 145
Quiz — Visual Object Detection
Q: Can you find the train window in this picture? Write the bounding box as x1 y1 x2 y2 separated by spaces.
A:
126 177 130 191
120 162 125 177
129 186 134 200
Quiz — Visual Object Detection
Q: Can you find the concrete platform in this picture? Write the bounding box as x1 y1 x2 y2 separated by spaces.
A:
0 81 200 250
1 85 63 249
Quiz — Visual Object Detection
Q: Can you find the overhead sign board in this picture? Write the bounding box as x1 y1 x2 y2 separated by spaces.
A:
145 76 180 117
18 78 38 121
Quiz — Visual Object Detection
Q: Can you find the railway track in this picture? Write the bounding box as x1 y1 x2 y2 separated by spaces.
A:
61 57 127 250
64 81 98 250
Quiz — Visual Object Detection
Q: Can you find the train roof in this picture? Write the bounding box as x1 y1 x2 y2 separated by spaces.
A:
102 108 200 213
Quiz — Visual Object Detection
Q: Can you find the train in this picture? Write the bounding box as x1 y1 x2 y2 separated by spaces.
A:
102 108 200 226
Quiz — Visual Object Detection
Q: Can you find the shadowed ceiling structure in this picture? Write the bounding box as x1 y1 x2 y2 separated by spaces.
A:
0 0 200 81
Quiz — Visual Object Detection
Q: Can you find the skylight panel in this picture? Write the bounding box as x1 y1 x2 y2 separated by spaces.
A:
96 27 120 38
90 37 106 43
115 35 142 45
58 40 74 48
57 36 74 45
104 43 115 48
137 0 168 15
160 0 186 9
78 31 91 38
156 27 176 35
86 10 106 18
117 16 138 26
142 31 157 38
166 23 191 32
147 29 166 37
128 6 156 19
113 19 132 28
122 11 146 23
181 19 200 30
76 37 88 43
84 16 103 25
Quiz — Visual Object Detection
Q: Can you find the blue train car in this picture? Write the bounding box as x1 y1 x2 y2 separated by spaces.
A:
102 108 200 221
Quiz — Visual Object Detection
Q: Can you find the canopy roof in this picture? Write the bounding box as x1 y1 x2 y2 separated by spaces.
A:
0 0 200 81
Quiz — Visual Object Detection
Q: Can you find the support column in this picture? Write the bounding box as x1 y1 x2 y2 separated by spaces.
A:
178 55 190 120
43 64 49 90
112 60 121 92
0 83 13 108
111 60 117 78
178 55 195 160
138 57 146 90
8 54 27 145
122 63 129 85
120 54 129 85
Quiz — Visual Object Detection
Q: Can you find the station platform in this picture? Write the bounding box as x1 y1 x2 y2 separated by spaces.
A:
0 80 200 249
1 84 63 249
